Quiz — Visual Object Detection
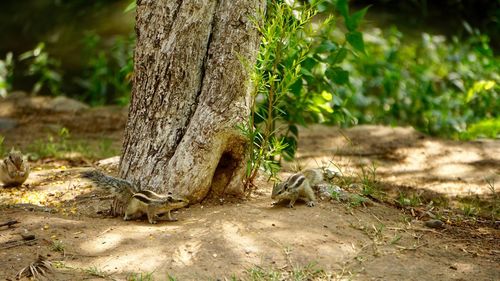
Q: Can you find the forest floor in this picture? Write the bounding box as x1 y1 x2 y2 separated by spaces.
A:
0 95 499 281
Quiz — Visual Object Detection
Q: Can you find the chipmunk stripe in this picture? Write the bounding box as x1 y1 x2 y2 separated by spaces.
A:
136 190 164 199
132 192 177 205
132 193 157 203
288 174 305 189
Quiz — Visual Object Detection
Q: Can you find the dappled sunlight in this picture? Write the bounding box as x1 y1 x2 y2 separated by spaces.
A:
171 240 202 267
297 125 499 198
80 232 124 253
69 246 166 274
219 221 260 263
78 223 184 254
433 163 475 178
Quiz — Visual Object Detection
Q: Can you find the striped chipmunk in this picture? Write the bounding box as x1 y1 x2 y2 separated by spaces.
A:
82 170 189 224
0 150 30 187
271 169 325 208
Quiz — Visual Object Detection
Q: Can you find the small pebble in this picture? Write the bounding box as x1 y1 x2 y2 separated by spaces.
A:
424 219 445 229
21 233 36 241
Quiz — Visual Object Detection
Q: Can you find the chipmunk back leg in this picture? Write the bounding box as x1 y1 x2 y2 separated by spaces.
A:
123 199 143 221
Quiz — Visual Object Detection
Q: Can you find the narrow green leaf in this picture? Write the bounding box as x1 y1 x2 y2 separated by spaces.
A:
300 67 313 77
316 40 338 53
346 31 366 54
124 1 136 13
336 0 349 18
346 6 369 31
329 47 348 64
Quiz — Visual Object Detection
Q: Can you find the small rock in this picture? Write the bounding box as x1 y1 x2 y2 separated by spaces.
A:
95 156 120 169
324 168 341 179
0 117 17 130
21 233 36 241
349 183 362 189
49 96 89 112
424 219 445 229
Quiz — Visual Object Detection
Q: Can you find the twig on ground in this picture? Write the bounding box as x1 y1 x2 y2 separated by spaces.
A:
0 220 19 228
1 238 38 250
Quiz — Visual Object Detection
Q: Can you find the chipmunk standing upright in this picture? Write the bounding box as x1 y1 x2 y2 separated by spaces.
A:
82 170 189 224
271 168 324 208
0 150 30 187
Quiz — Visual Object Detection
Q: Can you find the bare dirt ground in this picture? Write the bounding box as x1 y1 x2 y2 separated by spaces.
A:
0 95 499 280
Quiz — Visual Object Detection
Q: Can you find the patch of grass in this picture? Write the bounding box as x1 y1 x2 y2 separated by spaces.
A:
27 127 118 160
127 272 154 281
486 178 500 220
247 266 282 281
389 234 402 245
396 192 422 207
51 240 65 253
453 179 499 220
348 194 369 207
246 262 327 281
460 203 479 218
359 163 382 198
85 266 109 278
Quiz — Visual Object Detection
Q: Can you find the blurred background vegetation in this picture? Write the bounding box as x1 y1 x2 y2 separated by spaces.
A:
0 0 498 141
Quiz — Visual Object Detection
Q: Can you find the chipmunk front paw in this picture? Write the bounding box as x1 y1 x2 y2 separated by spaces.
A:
306 201 316 207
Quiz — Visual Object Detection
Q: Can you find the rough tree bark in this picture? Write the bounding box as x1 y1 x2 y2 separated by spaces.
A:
119 0 265 203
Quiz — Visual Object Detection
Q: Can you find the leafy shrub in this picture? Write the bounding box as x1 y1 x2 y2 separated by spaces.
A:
18 43 63 95
77 31 134 105
242 0 366 186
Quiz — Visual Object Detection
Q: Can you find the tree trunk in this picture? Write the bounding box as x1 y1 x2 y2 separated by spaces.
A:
119 0 265 203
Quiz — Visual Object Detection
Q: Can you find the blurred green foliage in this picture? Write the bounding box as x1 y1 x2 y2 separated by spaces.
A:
0 0 497 143
337 26 499 138
76 32 134 105
19 43 63 95
4 32 134 105
0 52 13 97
